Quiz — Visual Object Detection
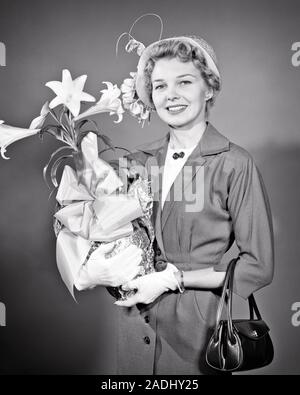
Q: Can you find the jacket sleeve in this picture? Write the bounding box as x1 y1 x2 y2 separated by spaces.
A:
214 153 275 299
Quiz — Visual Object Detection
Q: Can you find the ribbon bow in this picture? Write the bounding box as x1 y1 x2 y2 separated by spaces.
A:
55 132 143 241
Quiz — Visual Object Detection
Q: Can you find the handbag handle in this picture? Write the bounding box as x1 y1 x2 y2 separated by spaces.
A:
213 258 262 342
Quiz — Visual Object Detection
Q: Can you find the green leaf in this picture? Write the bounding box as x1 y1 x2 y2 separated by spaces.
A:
43 161 51 190
85 119 100 132
75 118 100 132
47 186 58 201
51 146 75 162
42 143 75 190
76 130 92 148
76 119 89 130
99 133 114 150
76 129 103 149
50 154 73 188
98 146 131 155
40 125 63 138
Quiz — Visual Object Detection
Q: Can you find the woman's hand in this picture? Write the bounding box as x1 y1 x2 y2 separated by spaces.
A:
74 243 143 290
114 263 180 307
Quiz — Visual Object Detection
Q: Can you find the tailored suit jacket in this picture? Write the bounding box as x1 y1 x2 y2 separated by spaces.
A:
116 122 274 375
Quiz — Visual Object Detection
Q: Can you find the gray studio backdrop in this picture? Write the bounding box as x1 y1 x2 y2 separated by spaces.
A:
0 0 299 374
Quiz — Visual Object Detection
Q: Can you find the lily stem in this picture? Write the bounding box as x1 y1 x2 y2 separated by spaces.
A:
49 109 69 136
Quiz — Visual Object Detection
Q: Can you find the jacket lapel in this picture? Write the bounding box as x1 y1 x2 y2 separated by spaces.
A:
135 123 230 253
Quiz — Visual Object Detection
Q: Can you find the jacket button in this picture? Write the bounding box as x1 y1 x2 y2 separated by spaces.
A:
144 315 150 323
143 336 150 344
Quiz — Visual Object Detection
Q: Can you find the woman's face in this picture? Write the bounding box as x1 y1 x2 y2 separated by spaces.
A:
151 57 211 130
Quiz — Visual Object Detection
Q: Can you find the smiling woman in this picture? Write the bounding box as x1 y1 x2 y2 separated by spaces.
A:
109 33 275 375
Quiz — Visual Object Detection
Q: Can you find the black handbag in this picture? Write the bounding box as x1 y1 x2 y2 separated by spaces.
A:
206 258 274 372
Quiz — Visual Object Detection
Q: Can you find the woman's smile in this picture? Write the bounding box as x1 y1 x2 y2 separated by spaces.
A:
166 104 188 114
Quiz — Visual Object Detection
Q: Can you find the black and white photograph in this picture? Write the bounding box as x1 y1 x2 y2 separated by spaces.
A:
0 0 299 379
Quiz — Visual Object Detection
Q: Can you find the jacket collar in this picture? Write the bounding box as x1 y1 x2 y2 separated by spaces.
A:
136 122 230 158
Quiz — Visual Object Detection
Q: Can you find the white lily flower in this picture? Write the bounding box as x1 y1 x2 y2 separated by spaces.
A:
29 101 50 129
99 81 121 105
0 122 40 159
74 81 124 123
45 69 95 117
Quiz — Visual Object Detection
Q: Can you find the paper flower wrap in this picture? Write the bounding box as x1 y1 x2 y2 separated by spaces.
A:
54 132 155 300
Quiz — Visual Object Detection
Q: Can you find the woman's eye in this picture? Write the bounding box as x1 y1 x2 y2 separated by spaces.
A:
179 80 192 86
154 84 165 90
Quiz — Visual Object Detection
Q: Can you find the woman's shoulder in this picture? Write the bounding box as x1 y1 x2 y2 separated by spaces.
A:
207 123 256 173
221 139 258 176
227 141 255 164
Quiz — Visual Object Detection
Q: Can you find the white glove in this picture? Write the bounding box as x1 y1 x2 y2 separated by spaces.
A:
114 263 180 307
74 243 143 290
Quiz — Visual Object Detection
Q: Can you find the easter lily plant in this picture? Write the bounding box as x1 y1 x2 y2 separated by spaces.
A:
0 68 155 301
0 69 124 187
